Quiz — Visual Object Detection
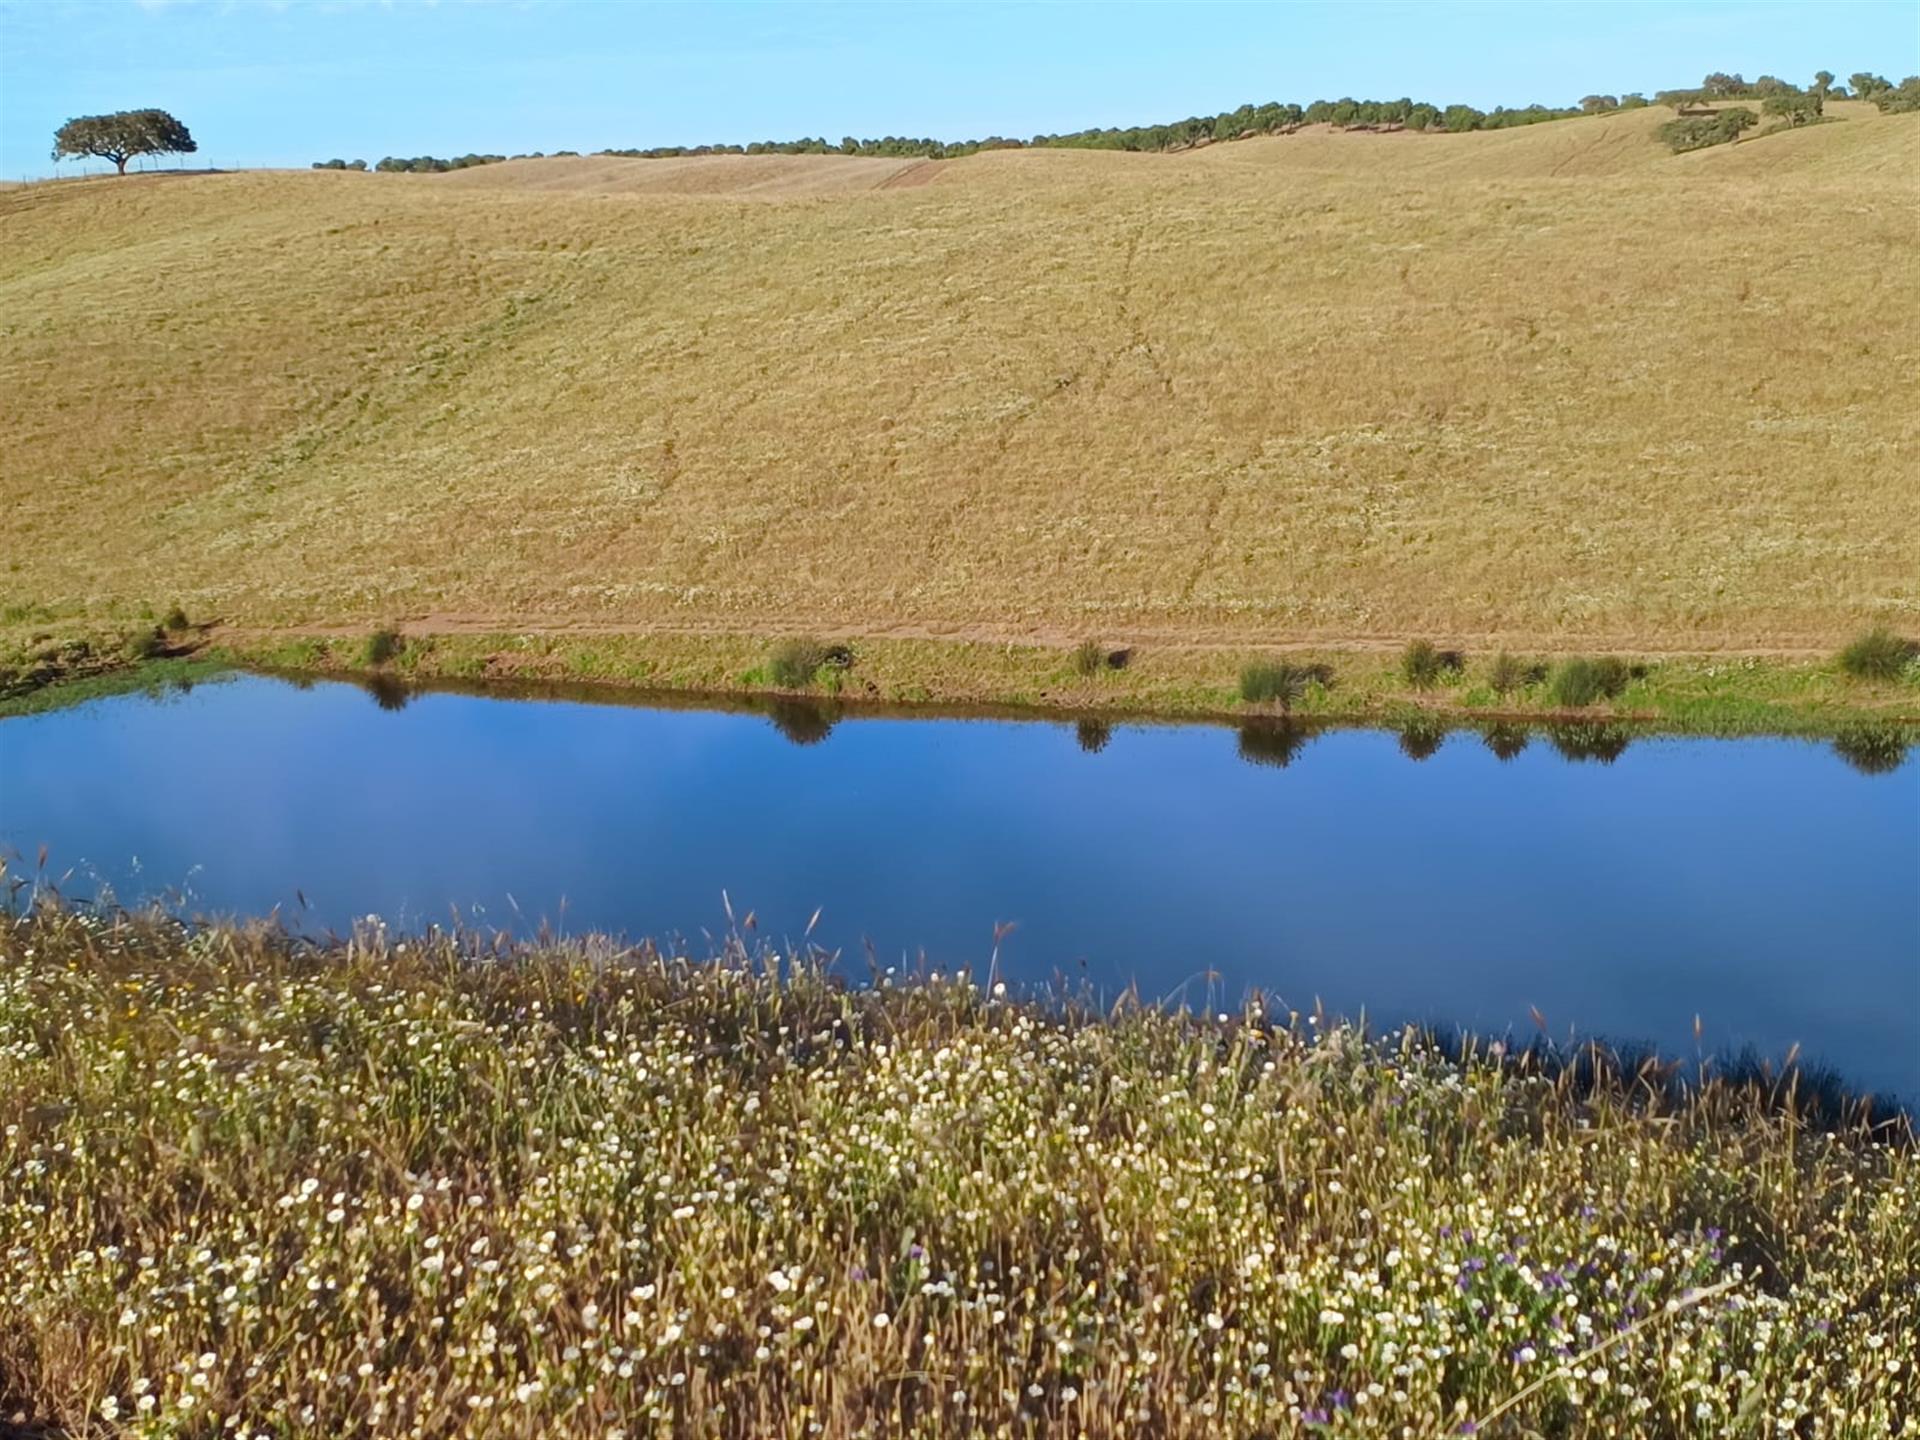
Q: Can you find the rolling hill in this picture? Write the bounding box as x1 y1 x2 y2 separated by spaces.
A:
3 102 1916 653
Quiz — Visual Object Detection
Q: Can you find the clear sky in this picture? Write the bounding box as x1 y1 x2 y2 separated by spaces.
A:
2 0 1914 178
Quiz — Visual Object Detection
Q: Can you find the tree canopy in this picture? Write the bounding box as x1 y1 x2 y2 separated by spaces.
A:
1870 76 1920 113
1763 93 1824 127
52 109 196 174
1657 106 1758 153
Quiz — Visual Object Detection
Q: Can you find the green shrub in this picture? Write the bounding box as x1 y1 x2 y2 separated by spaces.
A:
1070 640 1106 677
1401 639 1444 689
1239 659 1310 711
1837 626 1916 681
362 627 403 666
768 637 830 689
122 625 166 661
161 603 190 633
1548 656 1632 708
1487 651 1534 695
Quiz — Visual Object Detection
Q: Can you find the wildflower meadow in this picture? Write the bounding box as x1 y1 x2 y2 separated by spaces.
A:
1 908 1913 1437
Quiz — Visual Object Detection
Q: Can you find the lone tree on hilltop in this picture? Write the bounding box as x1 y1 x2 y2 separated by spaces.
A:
52 109 196 174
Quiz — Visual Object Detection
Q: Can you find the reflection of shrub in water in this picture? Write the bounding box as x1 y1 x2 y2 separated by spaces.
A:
1479 722 1530 762
1396 715 1447 761
1075 719 1112 754
1237 721 1313 769
1547 721 1631 764
766 697 838 746
363 673 412 712
1832 723 1912 776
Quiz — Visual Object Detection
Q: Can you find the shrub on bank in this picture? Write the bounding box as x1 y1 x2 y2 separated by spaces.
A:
1548 655 1633 707
1239 658 1311 710
1400 638 1448 688
121 624 166 661
0 909 1912 1439
362 626 403 666
768 637 830 688
1487 649 1536 695
1837 625 1917 681
1070 639 1106 677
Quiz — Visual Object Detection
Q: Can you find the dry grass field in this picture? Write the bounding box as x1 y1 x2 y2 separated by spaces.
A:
3 102 1917 665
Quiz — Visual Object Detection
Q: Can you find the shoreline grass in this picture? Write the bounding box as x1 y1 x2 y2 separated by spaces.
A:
5 617 1918 741
221 628 1920 738
1 908 1913 1437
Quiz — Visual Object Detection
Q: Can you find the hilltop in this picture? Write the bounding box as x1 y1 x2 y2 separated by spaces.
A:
2 103 1916 685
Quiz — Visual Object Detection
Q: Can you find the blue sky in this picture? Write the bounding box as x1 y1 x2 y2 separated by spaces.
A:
1 0 1913 178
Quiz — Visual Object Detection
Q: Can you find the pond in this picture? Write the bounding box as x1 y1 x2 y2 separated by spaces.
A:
3 672 1916 1099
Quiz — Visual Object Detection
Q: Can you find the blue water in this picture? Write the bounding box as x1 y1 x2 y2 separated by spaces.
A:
4 673 1916 1098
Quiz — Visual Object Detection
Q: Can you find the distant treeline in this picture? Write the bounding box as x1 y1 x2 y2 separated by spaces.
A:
314 68 1919 173
312 151 580 173
600 97 1594 163
1653 69 1916 109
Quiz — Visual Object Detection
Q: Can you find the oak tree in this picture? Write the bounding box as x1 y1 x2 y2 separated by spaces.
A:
52 109 196 174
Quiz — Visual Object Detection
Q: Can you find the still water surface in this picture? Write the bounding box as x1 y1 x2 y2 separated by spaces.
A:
4 673 1916 1097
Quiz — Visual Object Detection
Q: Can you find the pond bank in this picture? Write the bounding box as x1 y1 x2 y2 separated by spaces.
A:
224 625 1920 738
7 622 1919 736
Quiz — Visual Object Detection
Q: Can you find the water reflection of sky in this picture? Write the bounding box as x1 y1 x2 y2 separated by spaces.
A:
4 674 1916 1098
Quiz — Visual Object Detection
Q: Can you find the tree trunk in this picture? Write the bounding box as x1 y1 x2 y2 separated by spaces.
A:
116 157 127 174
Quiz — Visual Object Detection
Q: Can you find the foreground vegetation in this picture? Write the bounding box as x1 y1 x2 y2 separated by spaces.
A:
0 908 1913 1437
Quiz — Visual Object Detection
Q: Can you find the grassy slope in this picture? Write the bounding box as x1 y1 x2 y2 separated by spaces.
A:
2 909 1914 1438
3 105 1917 677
